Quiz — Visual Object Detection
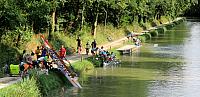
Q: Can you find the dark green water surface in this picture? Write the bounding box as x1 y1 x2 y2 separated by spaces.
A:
62 20 200 97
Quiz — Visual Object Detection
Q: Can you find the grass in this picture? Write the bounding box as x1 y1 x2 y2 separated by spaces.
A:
72 60 94 73
0 69 71 97
0 77 41 97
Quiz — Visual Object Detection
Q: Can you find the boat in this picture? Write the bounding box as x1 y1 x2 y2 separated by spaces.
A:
40 35 82 88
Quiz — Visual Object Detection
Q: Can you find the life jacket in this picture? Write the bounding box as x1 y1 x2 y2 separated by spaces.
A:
35 49 41 55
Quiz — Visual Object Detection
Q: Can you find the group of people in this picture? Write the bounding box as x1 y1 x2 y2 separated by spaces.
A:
19 44 68 77
98 46 116 63
18 36 118 76
127 32 142 46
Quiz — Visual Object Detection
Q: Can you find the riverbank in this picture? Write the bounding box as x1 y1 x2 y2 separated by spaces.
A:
0 17 185 96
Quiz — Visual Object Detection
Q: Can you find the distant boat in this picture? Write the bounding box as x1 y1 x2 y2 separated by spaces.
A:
154 44 158 47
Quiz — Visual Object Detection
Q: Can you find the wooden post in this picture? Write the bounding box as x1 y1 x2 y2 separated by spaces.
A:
81 54 83 62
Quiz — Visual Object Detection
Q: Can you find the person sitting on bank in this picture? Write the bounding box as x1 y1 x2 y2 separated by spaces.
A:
99 46 104 56
35 46 41 60
41 47 47 57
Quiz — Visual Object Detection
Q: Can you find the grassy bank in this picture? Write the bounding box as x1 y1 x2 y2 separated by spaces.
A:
137 18 185 42
0 60 95 97
0 69 73 97
49 17 170 54
0 77 41 97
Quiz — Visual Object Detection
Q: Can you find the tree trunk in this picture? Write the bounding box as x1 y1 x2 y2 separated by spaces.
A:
103 7 107 29
32 21 34 32
80 5 85 31
52 10 56 34
91 13 99 38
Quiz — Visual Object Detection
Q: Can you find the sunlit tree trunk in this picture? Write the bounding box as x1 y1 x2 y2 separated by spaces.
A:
52 9 56 34
92 13 98 38
103 7 107 29
80 4 85 31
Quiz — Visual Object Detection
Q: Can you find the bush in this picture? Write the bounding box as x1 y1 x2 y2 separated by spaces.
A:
0 69 72 97
36 70 69 96
165 24 173 30
149 30 158 37
138 35 147 42
0 78 41 97
156 26 167 34
142 33 151 40
86 56 102 67
72 60 94 72
0 43 20 67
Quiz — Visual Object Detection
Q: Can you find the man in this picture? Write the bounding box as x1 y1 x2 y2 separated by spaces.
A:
91 39 97 49
76 36 82 54
35 46 41 60
85 41 90 55
59 45 66 59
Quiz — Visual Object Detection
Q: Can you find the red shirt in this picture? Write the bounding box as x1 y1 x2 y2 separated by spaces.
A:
59 48 66 57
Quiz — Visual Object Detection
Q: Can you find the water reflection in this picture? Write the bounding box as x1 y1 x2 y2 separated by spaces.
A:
62 20 200 97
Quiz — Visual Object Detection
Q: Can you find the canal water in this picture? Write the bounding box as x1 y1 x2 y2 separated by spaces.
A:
62 19 200 97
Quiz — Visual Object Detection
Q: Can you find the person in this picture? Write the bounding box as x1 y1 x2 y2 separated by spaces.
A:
110 52 116 59
19 50 26 76
99 46 104 55
91 39 97 54
59 45 66 59
91 39 97 49
85 41 90 55
41 47 47 57
76 36 82 54
135 38 141 46
31 50 38 69
35 46 41 60
22 53 33 78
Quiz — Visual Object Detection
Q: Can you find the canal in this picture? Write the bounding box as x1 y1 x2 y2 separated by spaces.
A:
62 19 200 97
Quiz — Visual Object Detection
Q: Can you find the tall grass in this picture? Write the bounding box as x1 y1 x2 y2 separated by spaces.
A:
0 69 72 97
0 77 41 97
72 60 94 73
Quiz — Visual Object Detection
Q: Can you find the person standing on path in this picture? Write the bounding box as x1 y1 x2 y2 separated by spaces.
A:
91 39 97 55
59 45 66 59
76 36 82 54
85 41 90 55
91 39 97 49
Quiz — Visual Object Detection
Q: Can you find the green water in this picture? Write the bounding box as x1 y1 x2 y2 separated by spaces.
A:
62 20 200 97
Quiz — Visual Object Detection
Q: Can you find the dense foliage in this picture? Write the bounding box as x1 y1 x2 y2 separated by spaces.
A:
184 0 200 17
0 0 194 36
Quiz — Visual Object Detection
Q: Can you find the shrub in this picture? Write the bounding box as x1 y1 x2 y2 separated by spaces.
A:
138 35 147 42
149 30 159 37
0 77 41 97
156 26 167 34
72 60 94 72
142 33 151 40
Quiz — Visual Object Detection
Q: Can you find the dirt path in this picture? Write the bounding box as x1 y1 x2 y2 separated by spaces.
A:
0 77 21 89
